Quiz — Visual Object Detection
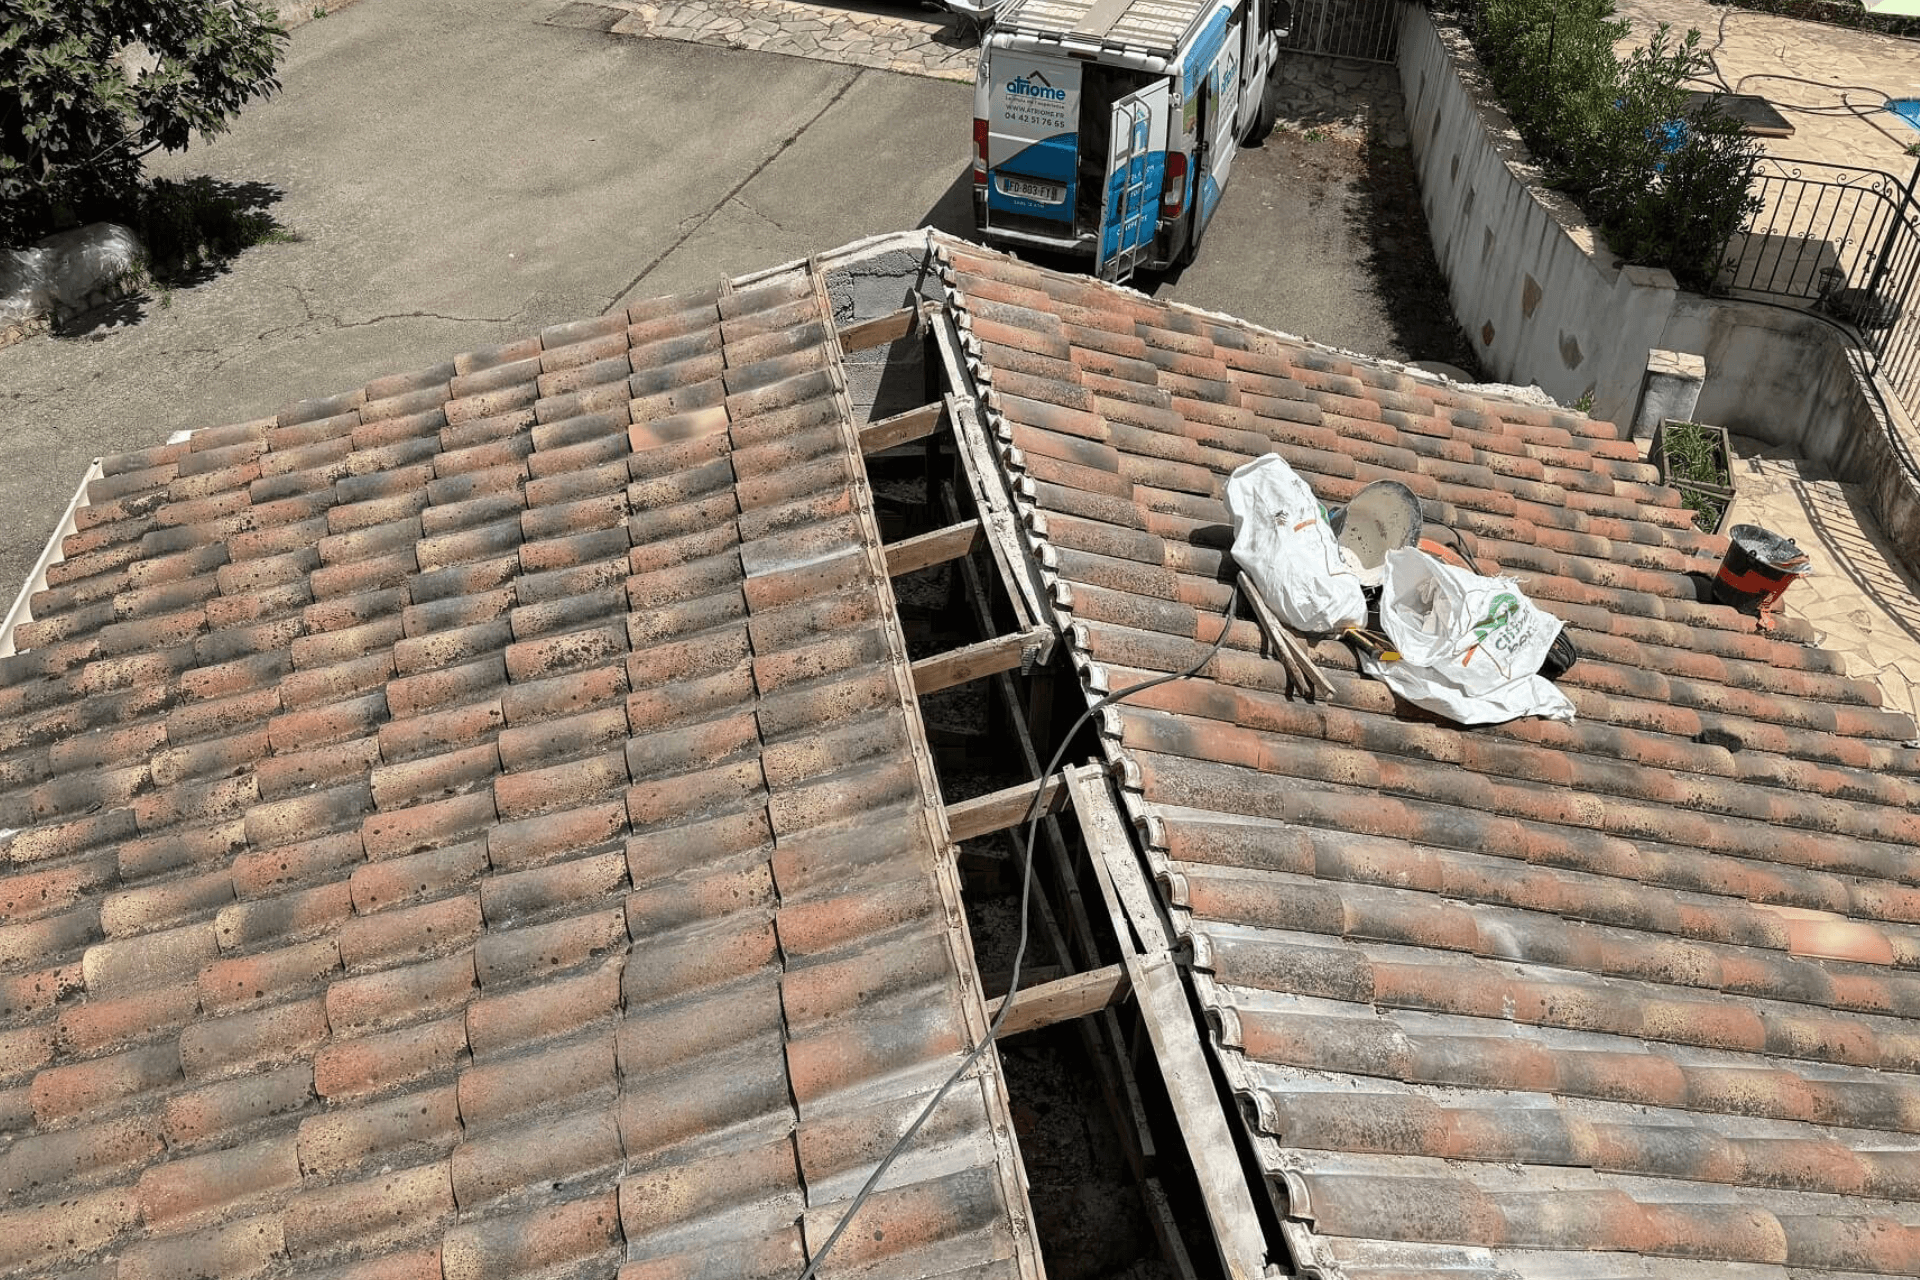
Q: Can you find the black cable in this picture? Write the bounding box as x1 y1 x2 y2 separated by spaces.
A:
1430 522 1485 574
795 580 1245 1280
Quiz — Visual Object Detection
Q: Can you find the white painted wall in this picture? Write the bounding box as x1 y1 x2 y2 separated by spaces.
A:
1394 4 1679 428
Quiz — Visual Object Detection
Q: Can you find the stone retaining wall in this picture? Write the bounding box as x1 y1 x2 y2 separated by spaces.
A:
1394 3 1678 428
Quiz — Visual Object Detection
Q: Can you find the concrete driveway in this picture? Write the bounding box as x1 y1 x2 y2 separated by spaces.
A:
0 0 1468 607
0 0 973 604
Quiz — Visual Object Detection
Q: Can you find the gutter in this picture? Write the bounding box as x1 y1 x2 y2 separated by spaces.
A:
0 457 102 660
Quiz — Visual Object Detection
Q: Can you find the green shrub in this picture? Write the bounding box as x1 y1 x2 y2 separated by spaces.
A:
0 0 289 249
1451 0 1763 291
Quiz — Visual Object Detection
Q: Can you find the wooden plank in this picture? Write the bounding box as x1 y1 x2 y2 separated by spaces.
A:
884 518 982 578
837 305 918 353
911 627 1046 694
979 963 1063 997
945 774 1067 842
1238 571 1336 700
859 402 942 454
986 964 1130 1037
1064 764 1171 956
1131 954 1275 1280
1142 1176 1203 1280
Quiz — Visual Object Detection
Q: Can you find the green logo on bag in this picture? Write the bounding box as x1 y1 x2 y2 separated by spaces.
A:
1470 593 1520 644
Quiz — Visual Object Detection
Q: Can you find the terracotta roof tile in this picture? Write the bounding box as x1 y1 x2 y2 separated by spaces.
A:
0 249 1036 1279
465 956 622 1060
944 240 1920 1279
437 1190 620 1280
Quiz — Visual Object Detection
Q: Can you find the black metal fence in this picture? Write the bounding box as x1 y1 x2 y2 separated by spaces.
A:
1281 0 1402 61
1718 156 1920 418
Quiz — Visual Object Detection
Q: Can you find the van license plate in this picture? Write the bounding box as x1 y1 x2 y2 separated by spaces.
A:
1000 176 1065 204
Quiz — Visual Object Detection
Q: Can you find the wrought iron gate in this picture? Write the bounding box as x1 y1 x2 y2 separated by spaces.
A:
1718 156 1920 422
1280 0 1401 61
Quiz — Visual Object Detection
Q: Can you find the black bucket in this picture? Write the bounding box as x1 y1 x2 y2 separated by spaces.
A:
1713 524 1810 613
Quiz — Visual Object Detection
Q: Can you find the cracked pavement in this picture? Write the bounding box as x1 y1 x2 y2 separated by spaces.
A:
0 0 970 605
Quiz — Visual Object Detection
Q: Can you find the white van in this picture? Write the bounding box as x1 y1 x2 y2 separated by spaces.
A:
971 0 1289 282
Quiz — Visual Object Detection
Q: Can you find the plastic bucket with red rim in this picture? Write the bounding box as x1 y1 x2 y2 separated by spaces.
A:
1713 524 1810 613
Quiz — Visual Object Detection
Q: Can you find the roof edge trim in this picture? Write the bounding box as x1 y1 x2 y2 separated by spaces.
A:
0 455 100 659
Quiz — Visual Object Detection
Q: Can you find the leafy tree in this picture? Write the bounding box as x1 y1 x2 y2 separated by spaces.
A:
1583 28 1762 289
0 0 288 248
1453 0 1762 291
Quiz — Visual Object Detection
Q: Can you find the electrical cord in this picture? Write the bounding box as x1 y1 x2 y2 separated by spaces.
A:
795 580 1244 1280
1694 11 1916 152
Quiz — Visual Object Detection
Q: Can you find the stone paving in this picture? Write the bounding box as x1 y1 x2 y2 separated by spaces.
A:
1266 53 1407 147
1606 0 1920 298
1725 436 1920 728
592 0 978 80
1614 0 1920 174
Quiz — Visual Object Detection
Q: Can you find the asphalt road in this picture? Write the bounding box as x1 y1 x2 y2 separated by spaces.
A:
0 0 1422 607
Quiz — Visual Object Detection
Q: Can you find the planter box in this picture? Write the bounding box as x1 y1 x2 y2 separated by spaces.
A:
1651 420 1743 529
1652 418 1734 494
1673 481 1736 534
1652 419 1735 534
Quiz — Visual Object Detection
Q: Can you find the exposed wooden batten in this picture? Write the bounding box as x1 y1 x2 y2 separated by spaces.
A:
944 773 1068 842
885 518 983 577
986 964 1131 1037
859 401 943 454
911 626 1049 694
837 305 921 353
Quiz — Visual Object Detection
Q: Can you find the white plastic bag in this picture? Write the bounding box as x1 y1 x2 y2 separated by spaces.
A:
1224 454 1365 634
1364 546 1576 724
0 246 52 328
0 223 141 328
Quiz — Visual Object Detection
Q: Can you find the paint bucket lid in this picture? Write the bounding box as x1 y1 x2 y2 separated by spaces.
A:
1333 481 1423 586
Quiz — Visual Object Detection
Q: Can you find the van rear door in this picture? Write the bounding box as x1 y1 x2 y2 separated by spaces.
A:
1187 11 1242 237
984 53 1083 230
1094 82 1169 283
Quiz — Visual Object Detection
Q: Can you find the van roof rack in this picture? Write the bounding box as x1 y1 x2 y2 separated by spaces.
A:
996 0 1220 56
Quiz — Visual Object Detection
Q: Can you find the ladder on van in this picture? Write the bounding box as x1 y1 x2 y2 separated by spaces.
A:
1096 96 1156 284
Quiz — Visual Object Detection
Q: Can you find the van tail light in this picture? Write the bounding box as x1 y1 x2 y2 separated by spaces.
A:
1162 152 1187 218
973 119 989 186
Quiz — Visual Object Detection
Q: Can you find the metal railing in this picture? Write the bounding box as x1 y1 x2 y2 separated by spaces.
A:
1281 0 1401 61
1718 156 1920 418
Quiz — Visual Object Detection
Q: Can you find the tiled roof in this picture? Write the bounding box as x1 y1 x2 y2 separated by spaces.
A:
937 242 1920 1280
0 255 1040 1280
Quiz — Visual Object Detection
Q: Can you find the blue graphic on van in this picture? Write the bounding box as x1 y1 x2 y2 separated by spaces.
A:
987 134 1079 221
1181 8 1231 101
1007 71 1067 101
1100 151 1167 260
